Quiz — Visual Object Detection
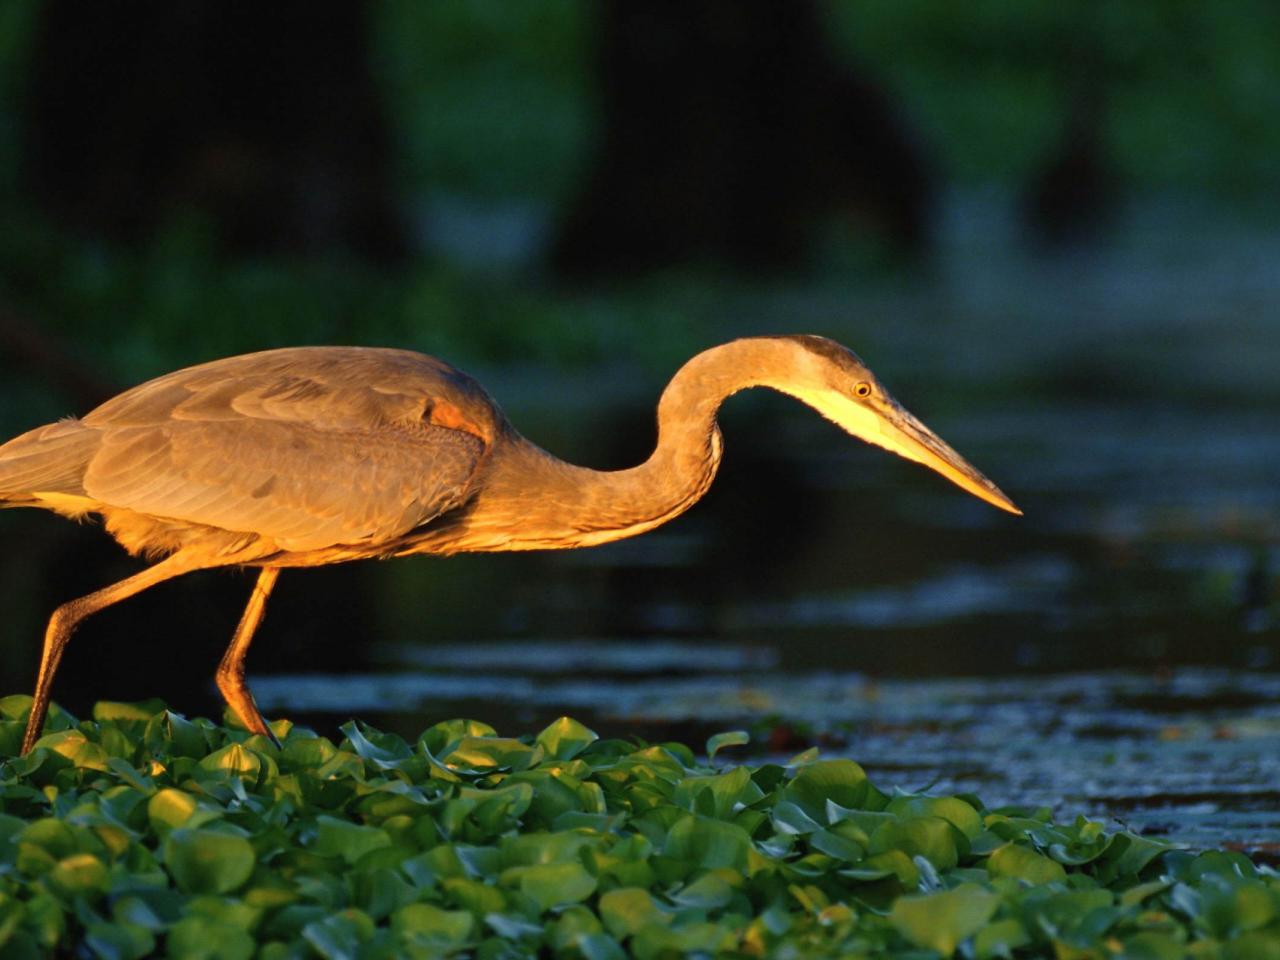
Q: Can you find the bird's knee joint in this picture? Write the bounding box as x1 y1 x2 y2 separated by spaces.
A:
47 602 87 640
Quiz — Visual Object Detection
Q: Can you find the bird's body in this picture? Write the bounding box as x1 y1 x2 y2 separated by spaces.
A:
1 336 1018 753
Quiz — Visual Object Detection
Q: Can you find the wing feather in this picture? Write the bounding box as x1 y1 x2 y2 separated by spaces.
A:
83 419 483 551
67 347 500 552
0 420 99 496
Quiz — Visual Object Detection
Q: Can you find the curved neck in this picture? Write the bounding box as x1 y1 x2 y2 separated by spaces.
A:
435 340 776 553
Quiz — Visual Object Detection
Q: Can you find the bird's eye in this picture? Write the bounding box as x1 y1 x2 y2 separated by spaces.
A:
853 382 872 399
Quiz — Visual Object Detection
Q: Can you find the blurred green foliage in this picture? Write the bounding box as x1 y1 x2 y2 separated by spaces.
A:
376 0 1280 199
0 0 1277 402
374 0 591 202
6 2 1276 202
830 0 1280 191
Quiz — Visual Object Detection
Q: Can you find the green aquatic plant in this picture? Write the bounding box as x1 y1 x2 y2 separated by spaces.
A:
0 696 1277 958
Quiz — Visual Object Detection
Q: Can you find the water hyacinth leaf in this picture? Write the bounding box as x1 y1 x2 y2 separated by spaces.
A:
302 909 376 959
553 811 622 834
191 896 260 933
166 915 256 960
340 721 413 769
670 871 735 909
93 700 167 723
1221 931 1280 960
1095 832 1168 882
440 736 538 773
18 818 77 859
392 902 475 945
84 919 156 960
576 933 629 960
444 876 506 915
787 851 837 879
973 917 1030 959
1120 879 1173 907
986 842 1068 884
1 696 74 741
1119 932 1191 960
350 867 416 920
771 800 824 835
817 902 855 929
861 849 920 886
869 816 961 870
484 913 544 940
0 721 23 759
104 757 155 794
782 759 872 819
34 730 110 771
198 743 266 780
418 718 497 755
21 895 66 949
0 693 35 720
809 828 865 863
516 861 599 912
501 829 594 867
890 883 999 956
705 730 749 759
787 746 820 766
163 829 256 895
887 795 983 839
147 788 206 833
536 716 599 760
467 781 535 832
97 725 137 761
550 905 604 951
838 864 897 883
143 711 207 758
510 768 590 824
1183 849 1259 882
0 812 26 852
673 766 762 819
1047 825 1113 866
311 815 392 865
664 815 752 870
46 853 109 897
632 920 740 957
243 887 300 912
453 843 502 879
599 888 670 938
968 829 1006 857
1199 874 1276 938
577 778 608 815
1035 888 1116 939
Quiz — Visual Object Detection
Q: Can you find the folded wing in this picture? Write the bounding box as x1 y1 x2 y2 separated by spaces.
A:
4 348 494 553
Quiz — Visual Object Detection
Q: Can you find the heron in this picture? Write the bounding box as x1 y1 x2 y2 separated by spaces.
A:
0 336 1019 754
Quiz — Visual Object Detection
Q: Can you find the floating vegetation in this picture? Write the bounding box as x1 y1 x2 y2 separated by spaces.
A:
248 664 1280 856
1 696 1278 958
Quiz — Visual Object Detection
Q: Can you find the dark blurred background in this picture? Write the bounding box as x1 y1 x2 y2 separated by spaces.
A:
1 1 1278 833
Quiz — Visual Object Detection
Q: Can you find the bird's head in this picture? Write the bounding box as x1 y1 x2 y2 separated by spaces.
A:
762 334 1021 515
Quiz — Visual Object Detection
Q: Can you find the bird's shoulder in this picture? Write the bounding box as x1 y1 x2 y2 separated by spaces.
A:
81 346 506 445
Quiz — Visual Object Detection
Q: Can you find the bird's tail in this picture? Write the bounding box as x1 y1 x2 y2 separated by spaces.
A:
0 419 97 506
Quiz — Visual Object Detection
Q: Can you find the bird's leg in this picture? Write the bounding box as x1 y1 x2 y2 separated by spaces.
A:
21 553 200 755
216 567 281 746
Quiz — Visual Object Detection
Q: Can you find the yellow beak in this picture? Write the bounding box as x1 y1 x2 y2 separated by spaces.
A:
786 385 1021 515
872 397 1022 515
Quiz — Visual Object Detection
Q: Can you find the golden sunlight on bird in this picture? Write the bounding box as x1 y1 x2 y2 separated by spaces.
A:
0 336 1019 754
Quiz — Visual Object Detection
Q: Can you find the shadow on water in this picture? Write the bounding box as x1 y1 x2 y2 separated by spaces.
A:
4 196 1278 854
